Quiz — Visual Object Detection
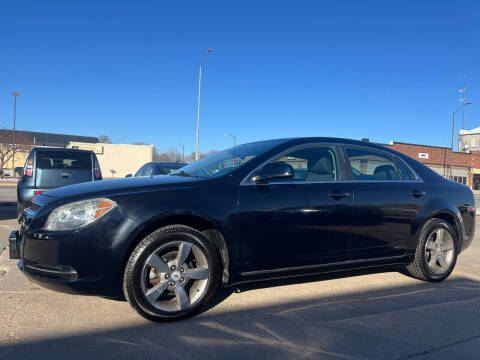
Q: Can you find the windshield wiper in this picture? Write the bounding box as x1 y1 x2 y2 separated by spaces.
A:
171 170 197 178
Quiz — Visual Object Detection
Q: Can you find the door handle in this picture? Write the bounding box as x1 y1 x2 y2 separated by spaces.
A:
411 189 426 198
328 191 350 200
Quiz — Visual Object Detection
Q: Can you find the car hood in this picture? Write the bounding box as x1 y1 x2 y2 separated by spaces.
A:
35 175 204 204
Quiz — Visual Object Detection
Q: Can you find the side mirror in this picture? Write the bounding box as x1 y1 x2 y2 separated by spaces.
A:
125 174 132 178
252 162 294 183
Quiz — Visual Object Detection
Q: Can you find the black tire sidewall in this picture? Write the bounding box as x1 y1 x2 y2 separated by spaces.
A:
124 226 220 321
419 219 458 281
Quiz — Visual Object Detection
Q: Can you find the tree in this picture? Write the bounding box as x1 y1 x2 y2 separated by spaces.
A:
0 130 34 175
98 135 112 143
110 169 116 178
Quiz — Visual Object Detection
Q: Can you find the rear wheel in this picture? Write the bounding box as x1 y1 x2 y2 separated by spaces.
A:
123 225 221 321
404 219 457 282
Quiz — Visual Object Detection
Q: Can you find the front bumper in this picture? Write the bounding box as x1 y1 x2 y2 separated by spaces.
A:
11 208 139 298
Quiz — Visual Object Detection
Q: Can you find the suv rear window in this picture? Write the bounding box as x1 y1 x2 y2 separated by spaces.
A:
36 151 92 170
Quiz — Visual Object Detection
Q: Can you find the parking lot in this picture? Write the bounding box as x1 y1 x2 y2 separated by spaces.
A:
1 185 479 360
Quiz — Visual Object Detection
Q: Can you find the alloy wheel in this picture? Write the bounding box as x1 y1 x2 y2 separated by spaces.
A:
140 241 209 312
424 228 455 276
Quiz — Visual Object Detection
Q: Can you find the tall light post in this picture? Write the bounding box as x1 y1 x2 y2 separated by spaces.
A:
177 142 185 162
450 102 471 178
195 49 213 161
224 132 236 146
12 91 19 174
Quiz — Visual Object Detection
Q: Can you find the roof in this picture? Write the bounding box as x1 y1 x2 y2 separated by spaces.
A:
459 127 480 135
33 147 93 153
0 129 98 147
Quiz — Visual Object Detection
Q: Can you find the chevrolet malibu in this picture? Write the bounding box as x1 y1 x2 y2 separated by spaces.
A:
9 137 475 321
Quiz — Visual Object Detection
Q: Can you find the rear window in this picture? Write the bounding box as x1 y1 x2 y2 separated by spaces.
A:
36 151 92 170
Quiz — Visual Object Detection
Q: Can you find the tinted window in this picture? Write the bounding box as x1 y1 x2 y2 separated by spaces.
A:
395 158 416 180
270 145 338 182
36 151 92 170
135 165 147 177
344 146 400 181
157 164 183 175
143 165 154 176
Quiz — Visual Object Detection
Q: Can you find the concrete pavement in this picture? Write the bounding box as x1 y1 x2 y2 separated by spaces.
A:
0 187 479 359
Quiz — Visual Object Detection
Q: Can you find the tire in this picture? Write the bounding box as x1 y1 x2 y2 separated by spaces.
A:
123 225 221 321
16 203 23 219
403 219 458 282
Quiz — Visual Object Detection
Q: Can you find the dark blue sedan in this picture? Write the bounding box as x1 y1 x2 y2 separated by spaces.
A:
10 137 475 321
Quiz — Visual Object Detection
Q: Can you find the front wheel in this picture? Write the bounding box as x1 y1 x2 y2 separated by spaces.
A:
123 225 221 321
403 219 458 282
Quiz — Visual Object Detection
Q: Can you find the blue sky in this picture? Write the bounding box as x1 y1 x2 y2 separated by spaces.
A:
1 1 479 154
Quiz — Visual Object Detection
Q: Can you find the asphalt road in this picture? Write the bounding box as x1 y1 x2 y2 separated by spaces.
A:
0 186 480 359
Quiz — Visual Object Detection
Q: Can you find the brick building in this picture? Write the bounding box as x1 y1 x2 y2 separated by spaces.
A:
378 141 480 190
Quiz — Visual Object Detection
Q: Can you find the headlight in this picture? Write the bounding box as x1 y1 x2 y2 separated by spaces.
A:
44 198 117 231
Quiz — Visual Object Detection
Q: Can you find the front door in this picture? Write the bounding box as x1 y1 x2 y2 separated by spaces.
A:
238 144 352 272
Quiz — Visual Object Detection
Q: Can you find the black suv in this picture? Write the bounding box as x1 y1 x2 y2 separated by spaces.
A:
16 147 102 215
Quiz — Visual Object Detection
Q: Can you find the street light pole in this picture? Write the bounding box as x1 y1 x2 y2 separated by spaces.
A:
12 92 19 175
450 102 471 178
177 142 185 162
224 132 236 146
195 49 213 161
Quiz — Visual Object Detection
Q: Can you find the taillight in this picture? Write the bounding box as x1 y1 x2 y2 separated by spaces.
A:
94 157 102 180
24 157 33 177
25 166 33 177
34 191 45 196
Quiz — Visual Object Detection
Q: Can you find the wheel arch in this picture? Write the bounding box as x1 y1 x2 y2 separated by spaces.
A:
416 209 462 253
121 213 230 285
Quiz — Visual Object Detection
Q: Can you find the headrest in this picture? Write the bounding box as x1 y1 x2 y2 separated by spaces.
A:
373 165 397 180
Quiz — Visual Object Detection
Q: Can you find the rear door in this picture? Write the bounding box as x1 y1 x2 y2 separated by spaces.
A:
35 150 93 188
343 145 427 260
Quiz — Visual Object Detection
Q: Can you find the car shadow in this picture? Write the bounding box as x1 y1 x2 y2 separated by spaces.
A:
2 274 480 360
0 202 17 221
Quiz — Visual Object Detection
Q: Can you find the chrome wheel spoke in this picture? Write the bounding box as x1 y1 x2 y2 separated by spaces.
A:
176 242 193 268
183 267 209 280
147 253 170 273
175 285 190 310
436 229 445 246
442 243 454 251
438 254 448 269
428 253 437 268
145 281 169 303
426 241 436 251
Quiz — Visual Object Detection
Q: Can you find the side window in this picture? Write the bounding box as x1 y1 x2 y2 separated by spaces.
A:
144 165 153 176
270 145 338 182
344 146 400 181
395 158 416 180
135 165 146 177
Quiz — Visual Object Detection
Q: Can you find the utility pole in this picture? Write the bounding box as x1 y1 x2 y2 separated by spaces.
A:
450 102 471 178
459 81 467 129
12 92 19 174
195 49 213 161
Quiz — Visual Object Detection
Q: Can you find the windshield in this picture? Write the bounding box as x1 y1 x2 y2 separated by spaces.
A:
170 140 283 178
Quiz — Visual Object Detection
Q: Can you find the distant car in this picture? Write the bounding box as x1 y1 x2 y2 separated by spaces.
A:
16 147 102 216
126 161 187 177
